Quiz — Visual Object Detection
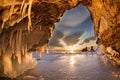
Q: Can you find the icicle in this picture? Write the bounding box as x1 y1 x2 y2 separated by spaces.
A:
20 0 26 12
1 9 9 28
13 55 16 60
1 21 5 29
1 36 6 53
49 26 53 34
15 30 22 53
11 34 15 51
18 30 22 51
25 52 29 64
9 0 16 19
37 45 46 58
22 47 25 55
15 30 22 64
9 31 14 48
28 53 33 62
16 31 19 54
0 49 1 57
40 25 41 30
16 14 28 24
27 0 33 32
22 3 28 17
16 53 21 64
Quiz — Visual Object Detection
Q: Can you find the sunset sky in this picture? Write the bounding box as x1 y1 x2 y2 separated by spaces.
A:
48 5 97 50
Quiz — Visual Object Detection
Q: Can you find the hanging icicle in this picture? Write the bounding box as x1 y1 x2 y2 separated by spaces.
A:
0 49 1 57
9 31 14 48
16 30 22 54
1 9 10 28
1 22 5 29
40 25 41 30
22 3 28 17
9 0 16 20
28 0 33 32
20 0 26 12
0 0 39 78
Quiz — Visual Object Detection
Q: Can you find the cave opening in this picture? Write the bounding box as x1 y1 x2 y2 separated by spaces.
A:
47 5 97 53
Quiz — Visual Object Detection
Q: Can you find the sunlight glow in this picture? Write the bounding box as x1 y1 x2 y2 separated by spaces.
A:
68 46 75 53
70 56 75 65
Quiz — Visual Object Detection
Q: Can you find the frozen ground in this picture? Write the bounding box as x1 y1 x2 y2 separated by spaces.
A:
17 51 120 80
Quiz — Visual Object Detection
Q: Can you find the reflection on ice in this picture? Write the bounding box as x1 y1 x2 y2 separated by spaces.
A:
112 71 120 78
23 75 38 80
23 75 45 80
70 56 75 65
18 48 120 80
39 76 44 80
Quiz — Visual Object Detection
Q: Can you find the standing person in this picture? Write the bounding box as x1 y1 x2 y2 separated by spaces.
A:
91 46 94 55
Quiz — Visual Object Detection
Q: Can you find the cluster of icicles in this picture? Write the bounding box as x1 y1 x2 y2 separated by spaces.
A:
0 0 81 78
0 0 45 78
1 0 33 31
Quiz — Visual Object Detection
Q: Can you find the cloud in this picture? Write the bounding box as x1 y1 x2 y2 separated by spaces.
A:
51 29 64 39
48 30 64 47
59 5 90 27
48 39 63 47
82 36 97 44
63 31 84 46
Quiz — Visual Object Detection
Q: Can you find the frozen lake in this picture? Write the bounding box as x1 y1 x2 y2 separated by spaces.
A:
18 52 120 80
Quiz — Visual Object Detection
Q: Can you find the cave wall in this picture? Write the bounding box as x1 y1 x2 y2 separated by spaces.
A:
0 0 120 77
84 0 120 65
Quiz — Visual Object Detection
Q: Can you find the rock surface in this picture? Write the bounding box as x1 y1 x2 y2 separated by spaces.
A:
0 0 120 77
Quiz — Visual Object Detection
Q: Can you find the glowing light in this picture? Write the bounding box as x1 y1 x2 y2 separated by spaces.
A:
68 46 75 53
59 39 79 53
70 56 75 65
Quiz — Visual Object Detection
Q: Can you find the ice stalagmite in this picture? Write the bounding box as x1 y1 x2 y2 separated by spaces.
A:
2 52 13 77
37 45 46 58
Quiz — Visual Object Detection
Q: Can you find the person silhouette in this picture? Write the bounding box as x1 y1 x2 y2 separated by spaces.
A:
90 46 94 55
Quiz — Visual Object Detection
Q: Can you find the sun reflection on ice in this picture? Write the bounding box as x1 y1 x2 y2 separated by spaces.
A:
70 56 75 65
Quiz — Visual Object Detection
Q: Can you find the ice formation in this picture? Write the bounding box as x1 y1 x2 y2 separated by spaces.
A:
0 0 80 78
0 0 34 30
0 0 38 78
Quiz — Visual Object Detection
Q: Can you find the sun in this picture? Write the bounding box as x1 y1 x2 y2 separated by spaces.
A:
68 46 75 53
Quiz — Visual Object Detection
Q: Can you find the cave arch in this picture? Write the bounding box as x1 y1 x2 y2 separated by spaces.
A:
48 5 96 52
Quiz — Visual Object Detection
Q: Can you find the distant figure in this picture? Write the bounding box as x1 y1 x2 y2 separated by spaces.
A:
90 46 94 52
90 46 95 55
81 47 88 52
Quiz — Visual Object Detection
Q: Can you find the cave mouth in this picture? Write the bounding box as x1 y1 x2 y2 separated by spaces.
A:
47 5 97 53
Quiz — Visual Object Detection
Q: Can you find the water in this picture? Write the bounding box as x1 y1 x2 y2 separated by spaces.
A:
18 52 120 80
